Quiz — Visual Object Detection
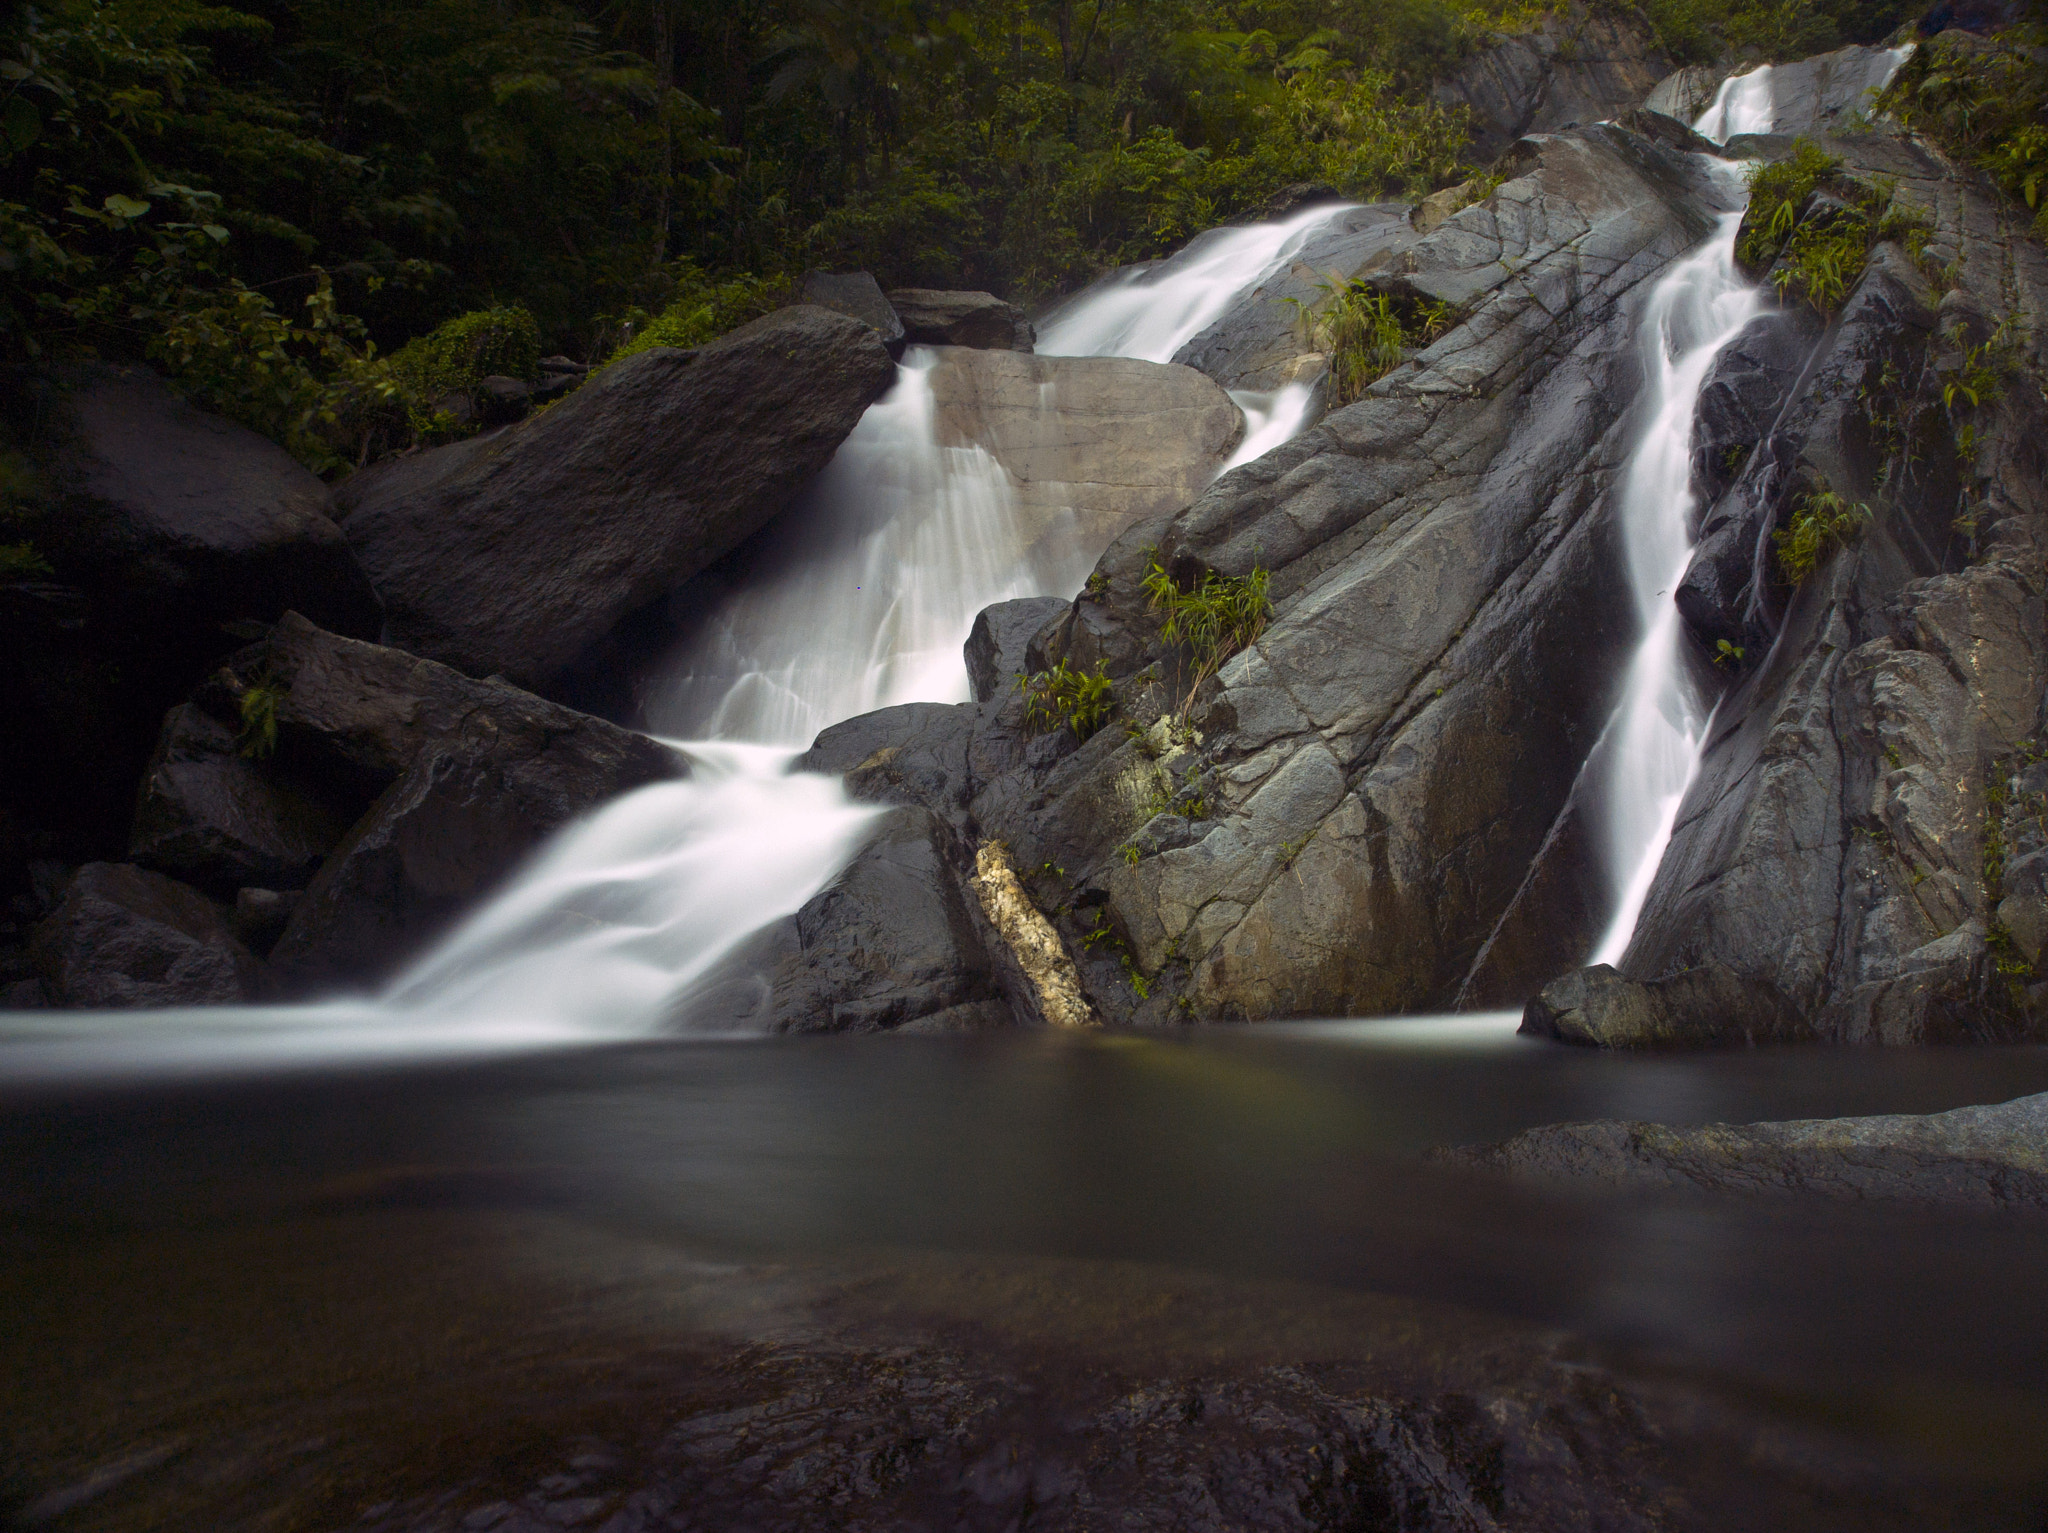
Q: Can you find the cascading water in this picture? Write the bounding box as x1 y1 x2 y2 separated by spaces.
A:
0 208 1356 1075
1584 194 1763 964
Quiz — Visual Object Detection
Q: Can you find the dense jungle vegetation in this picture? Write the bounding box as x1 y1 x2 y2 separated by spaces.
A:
0 0 1939 477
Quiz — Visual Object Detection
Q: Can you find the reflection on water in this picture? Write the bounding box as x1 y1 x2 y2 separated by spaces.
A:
6 1025 2048 1527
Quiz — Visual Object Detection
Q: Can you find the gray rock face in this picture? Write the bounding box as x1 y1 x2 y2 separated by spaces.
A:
30 861 260 1007
925 349 1243 556
1435 2 1674 161
1437 1092 2048 1213
46 365 382 643
1596 126 2048 1045
1519 961 1803 1047
800 271 907 350
1674 44 1912 141
335 305 896 690
888 288 1034 351
803 124 1737 1025
966 597 1071 704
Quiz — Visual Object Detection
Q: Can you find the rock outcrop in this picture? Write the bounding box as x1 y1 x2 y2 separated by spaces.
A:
800 271 907 351
334 305 896 691
1436 1092 2048 1213
1436 2 1674 161
1545 121 2048 1046
889 288 1035 351
796 121 1739 1025
31 861 261 1007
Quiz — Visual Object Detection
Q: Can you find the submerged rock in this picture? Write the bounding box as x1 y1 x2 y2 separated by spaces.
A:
888 287 1035 350
335 305 896 691
30 861 261 1007
1436 1092 2048 1213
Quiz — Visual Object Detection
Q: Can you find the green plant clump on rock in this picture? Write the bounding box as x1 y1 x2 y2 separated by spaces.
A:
1018 658 1116 741
1143 556 1273 710
1775 484 1869 585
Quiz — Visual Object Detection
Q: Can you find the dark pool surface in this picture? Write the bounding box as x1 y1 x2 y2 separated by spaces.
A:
7 1019 2048 1528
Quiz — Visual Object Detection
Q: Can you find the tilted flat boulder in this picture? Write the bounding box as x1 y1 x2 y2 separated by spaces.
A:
1434 1092 2048 1214
887 288 1034 351
925 350 1241 557
30 862 261 1007
965 596 1070 704
334 305 897 689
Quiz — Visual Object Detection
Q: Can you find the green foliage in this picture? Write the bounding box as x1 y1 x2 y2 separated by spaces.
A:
1642 0 1913 66
237 679 280 759
1018 657 1116 740
386 307 540 424
603 266 789 364
1739 139 1840 268
1769 212 1868 314
1773 483 1869 585
1712 638 1745 666
1881 27 2048 237
1941 321 2016 415
1142 555 1272 710
0 541 51 579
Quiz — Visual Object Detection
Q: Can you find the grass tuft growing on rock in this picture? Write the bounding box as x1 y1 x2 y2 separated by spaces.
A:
1017 658 1115 741
1774 483 1869 585
1143 555 1273 714
1739 139 1841 270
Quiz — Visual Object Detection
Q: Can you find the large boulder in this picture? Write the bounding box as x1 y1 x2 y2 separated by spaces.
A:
1435 2 1674 161
887 288 1034 351
30 861 260 1007
3 368 382 866
333 305 897 690
965 596 1071 704
800 271 907 351
924 350 1242 557
1600 128 2048 1045
1435 1092 2048 1214
196 614 686 995
43 365 381 643
127 702 359 898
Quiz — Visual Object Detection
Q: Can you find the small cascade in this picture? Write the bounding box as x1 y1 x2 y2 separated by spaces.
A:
1036 202 1354 363
1694 65 1777 141
1223 382 1321 472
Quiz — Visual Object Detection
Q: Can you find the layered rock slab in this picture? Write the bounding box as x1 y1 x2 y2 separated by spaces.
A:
335 305 895 690
1436 1092 2048 1213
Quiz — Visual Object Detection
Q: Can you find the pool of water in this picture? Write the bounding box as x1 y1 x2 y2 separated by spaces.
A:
7 1022 2048 1528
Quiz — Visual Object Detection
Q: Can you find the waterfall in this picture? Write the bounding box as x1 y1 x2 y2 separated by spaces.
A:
1582 73 1779 964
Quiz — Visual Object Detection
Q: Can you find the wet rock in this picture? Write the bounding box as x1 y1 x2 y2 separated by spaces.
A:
1519 961 1804 1047
1168 204 1421 392
965 596 1071 704
30 861 260 1007
801 270 908 351
270 722 678 996
127 703 357 898
925 350 1242 558
232 887 300 956
1436 1091 2048 1213
888 287 1035 351
768 808 1010 1033
198 613 684 995
799 700 983 832
335 305 896 690
1434 2 1674 161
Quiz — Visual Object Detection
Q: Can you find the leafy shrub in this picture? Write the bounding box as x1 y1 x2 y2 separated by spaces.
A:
386 306 540 428
603 267 790 366
1770 214 1868 313
1018 658 1116 740
1739 139 1841 269
1774 484 1869 584
1288 278 1458 405
1881 28 2048 236
1142 556 1273 709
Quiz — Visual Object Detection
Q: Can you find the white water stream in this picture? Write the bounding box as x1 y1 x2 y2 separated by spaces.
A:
0 208 1356 1074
